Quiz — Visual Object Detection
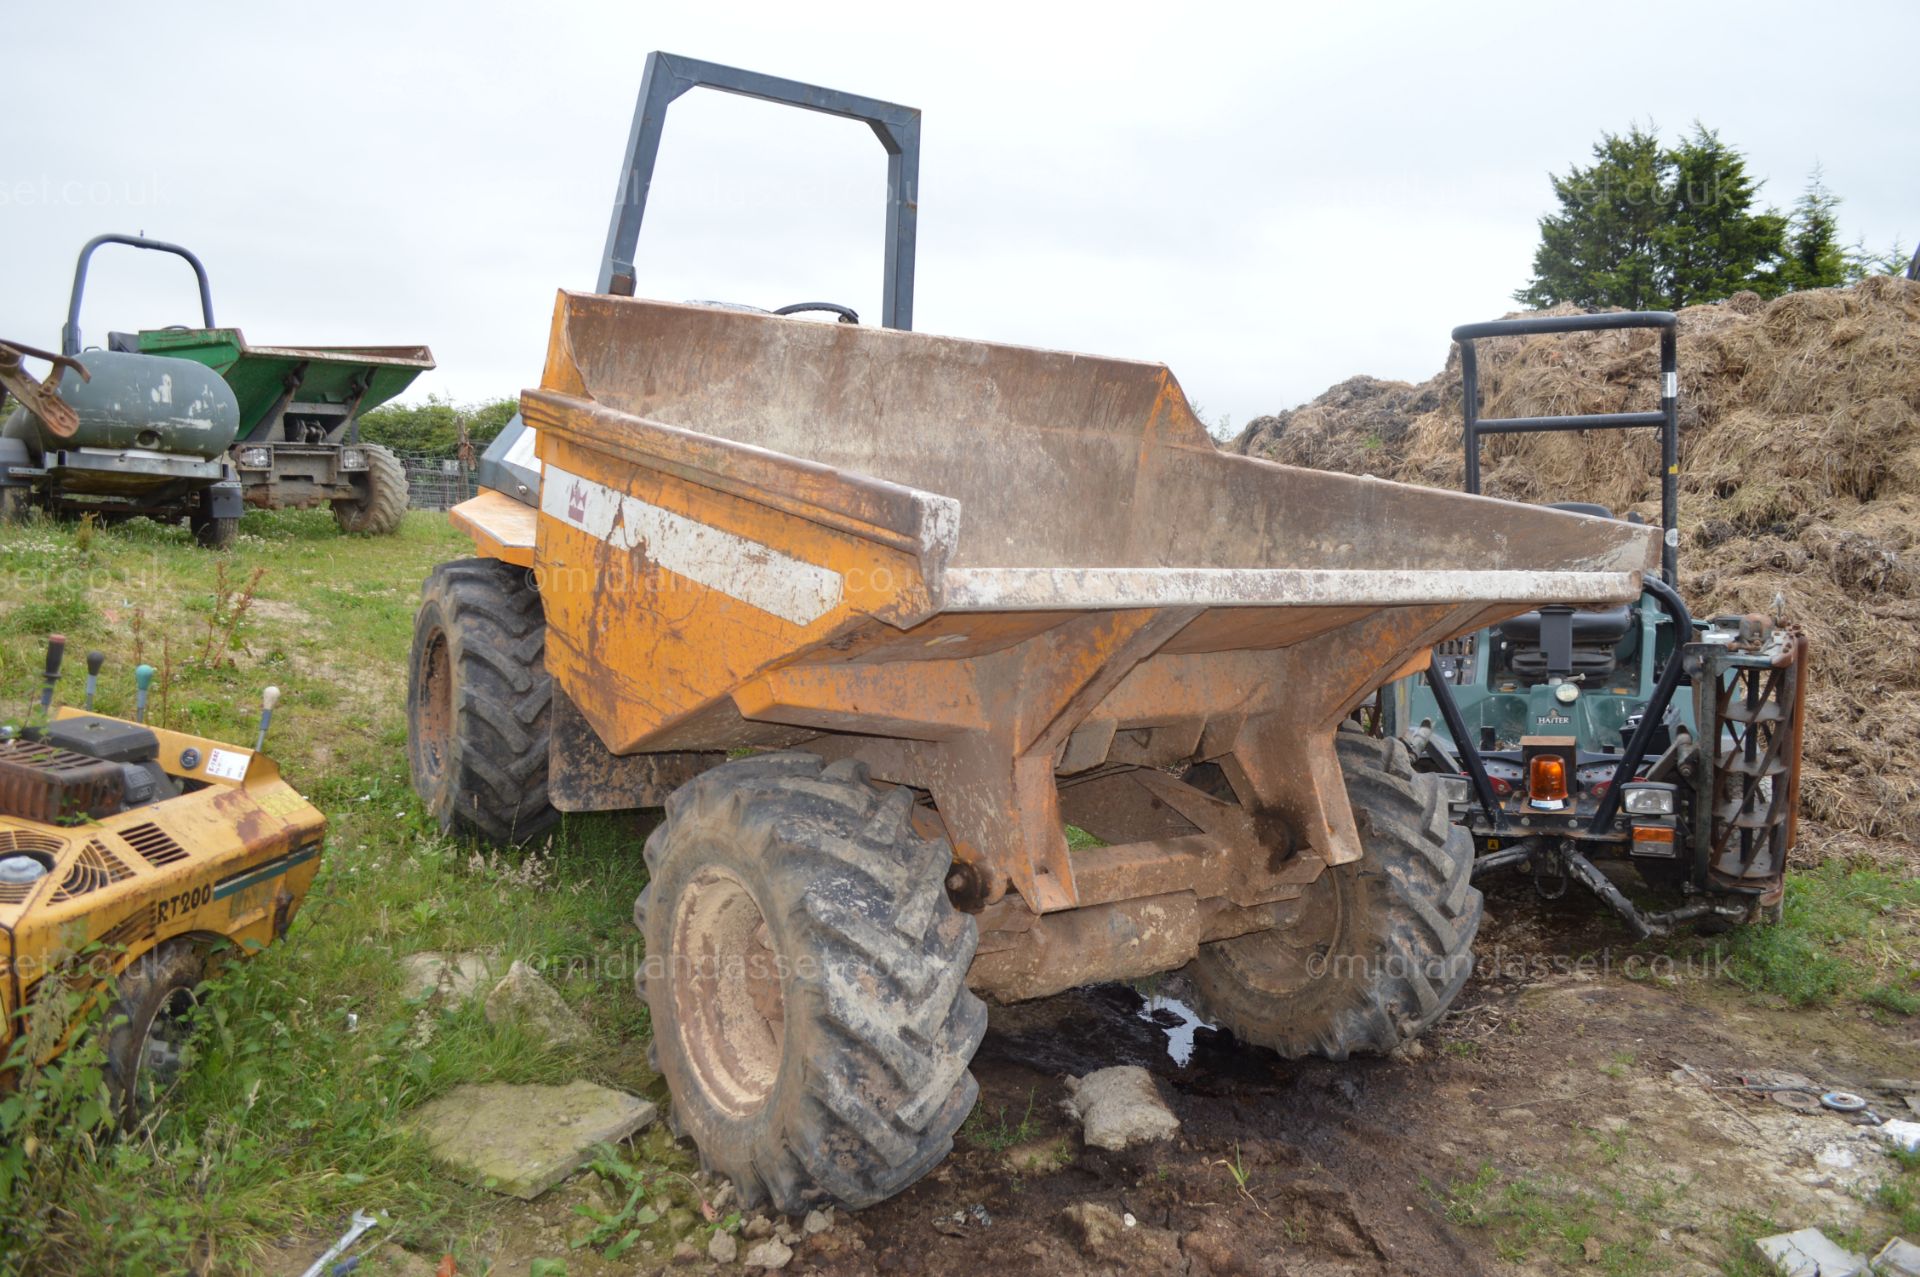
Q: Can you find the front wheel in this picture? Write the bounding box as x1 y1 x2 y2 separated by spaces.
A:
406 558 557 844
636 753 986 1214
332 443 407 535
1181 731 1483 1059
104 942 206 1130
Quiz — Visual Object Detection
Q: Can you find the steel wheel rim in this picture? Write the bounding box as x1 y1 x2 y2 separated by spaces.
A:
417 627 453 788
670 866 786 1118
132 985 198 1113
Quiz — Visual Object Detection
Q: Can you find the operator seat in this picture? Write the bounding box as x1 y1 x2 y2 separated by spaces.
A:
1496 502 1636 678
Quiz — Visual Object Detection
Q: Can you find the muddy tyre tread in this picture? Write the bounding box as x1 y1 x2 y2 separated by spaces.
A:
637 753 986 1214
406 557 557 845
332 442 408 535
1184 730 1481 1060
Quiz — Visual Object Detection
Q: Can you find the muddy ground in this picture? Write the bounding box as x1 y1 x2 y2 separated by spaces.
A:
402 873 1919 1277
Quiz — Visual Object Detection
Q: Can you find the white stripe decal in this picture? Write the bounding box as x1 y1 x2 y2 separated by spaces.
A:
542 463 843 626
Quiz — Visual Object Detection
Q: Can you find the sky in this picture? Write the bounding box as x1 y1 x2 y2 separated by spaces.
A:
4 1 1913 435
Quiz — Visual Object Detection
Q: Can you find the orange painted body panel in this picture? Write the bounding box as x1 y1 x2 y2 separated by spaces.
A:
451 488 536 568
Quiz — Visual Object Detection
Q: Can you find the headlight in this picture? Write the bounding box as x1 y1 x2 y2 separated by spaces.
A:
236 446 272 469
339 447 369 471
1622 785 1675 816
1437 776 1472 807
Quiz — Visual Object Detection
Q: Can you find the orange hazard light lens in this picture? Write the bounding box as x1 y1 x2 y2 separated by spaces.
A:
1632 825 1675 846
1528 755 1569 803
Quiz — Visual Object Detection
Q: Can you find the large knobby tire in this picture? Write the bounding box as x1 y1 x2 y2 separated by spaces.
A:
104 941 206 1130
1181 732 1482 1060
636 753 987 1214
332 443 407 535
406 557 558 844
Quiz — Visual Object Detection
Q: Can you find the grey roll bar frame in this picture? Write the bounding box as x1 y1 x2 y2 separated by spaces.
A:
597 50 920 330
479 52 922 505
62 233 216 358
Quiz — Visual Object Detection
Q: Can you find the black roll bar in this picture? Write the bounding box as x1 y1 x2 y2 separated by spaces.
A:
1455 311 1679 586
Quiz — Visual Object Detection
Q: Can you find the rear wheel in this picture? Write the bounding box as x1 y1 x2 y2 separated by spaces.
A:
332 443 407 535
406 558 557 844
1181 731 1482 1059
104 942 206 1130
637 753 986 1214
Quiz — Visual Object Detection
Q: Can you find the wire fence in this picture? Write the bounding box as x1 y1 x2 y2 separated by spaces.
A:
391 450 477 510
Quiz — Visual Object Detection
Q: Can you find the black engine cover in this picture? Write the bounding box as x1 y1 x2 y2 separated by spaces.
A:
43 715 161 765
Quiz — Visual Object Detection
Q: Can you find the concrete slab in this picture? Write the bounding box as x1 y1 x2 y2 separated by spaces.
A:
1882 1119 1920 1154
1875 1238 1920 1277
409 1080 657 1200
399 951 501 1003
1754 1228 1868 1277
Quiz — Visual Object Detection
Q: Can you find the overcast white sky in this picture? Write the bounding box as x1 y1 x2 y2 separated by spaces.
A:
5 1 1913 433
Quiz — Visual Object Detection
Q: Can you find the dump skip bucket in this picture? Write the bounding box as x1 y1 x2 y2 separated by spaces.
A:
469 292 1658 913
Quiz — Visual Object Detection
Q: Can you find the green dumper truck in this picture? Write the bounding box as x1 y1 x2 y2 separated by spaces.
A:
0 234 432 545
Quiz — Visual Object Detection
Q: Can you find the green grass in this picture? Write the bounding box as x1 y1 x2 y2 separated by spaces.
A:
1428 1092 1920 1273
1427 1163 1657 1276
0 509 682 1275
959 1087 1041 1153
1701 861 1920 1009
1880 1146 1920 1237
1717 1209 1786 1277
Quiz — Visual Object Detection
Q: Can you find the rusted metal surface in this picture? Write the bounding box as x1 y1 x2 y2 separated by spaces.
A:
515 291 1661 921
1698 629 1809 897
0 339 87 439
969 888 1299 1003
548 689 720 811
669 865 786 1116
0 738 124 824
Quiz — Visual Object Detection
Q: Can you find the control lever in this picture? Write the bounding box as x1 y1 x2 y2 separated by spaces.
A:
38 634 65 715
84 651 105 711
